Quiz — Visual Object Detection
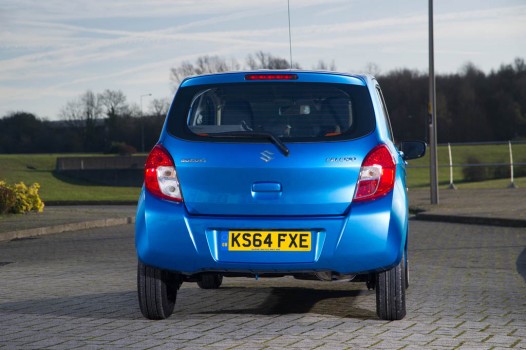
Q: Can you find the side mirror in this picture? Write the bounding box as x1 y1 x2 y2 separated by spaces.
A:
399 141 426 160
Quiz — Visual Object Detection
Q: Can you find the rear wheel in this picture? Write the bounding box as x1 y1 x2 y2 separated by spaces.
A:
197 273 223 289
405 238 410 289
405 255 410 290
376 257 407 321
137 261 182 320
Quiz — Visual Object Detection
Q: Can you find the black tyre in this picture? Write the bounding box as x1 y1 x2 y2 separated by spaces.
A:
197 273 223 289
137 261 181 320
405 255 410 290
376 257 407 321
405 238 410 289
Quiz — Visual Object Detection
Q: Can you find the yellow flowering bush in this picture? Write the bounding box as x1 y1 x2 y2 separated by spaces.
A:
0 181 16 214
0 180 44 214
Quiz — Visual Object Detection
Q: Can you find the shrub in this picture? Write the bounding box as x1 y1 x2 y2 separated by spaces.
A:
462 155 515 182
462 156 488 182
0 182 16 214
516 165 526 177
0 180 44 214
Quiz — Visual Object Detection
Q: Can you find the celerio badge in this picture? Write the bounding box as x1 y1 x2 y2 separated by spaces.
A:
326 156 357 163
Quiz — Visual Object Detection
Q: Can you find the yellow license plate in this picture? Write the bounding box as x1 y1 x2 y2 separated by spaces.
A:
228 231 311 251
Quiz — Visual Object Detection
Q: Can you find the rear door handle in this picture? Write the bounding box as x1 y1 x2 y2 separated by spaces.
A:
251 182 282 200
251 182 282 192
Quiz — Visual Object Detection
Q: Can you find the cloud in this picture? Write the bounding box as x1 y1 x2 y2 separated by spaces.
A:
0 0 524 119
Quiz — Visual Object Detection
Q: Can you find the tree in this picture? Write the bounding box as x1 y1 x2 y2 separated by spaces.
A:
149 98 171 118
170 55 240 88
0 112 41 153
485 60 526 140
97 89 129 148
377 69 428 141
169 52 302 91
98 89 128 119
60 90 102 125
314 60 337 71
364 62 381 76
59 90 103 151
30 56 523 154
246 51 301 69
81 90 102 123
59 100 84 124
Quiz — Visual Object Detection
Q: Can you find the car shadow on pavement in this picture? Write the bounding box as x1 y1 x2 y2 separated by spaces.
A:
198 287 377 320
517 248 526 284
0 286 377 321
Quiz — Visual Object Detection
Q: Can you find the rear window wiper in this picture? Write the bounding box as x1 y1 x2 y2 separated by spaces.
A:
209 131 290 157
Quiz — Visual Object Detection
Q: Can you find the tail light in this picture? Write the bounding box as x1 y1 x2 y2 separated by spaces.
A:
245 74 298 80
353 144 396 202
144 145 183 202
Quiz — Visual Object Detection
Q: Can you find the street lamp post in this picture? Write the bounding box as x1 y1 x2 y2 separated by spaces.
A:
140 93 152 153
428 0 439 204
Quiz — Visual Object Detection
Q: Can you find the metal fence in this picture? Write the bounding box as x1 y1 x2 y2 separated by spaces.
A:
407 140 526 188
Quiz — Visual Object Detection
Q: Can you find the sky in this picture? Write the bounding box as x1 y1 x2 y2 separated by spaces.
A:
0 0 524 120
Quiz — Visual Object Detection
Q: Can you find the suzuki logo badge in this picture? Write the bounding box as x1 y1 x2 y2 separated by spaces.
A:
260 150 274 163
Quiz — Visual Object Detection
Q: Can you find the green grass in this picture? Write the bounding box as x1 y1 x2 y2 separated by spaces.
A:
0 154 141 202
406 143 526 189
0 144 524 203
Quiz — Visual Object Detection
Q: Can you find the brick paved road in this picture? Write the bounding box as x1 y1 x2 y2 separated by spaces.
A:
0 221 525 349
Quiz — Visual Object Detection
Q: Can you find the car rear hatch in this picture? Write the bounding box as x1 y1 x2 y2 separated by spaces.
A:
163 136 377 216
163 72 377 217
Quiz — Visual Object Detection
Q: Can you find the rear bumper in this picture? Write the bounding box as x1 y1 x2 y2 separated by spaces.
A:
135 184 408 276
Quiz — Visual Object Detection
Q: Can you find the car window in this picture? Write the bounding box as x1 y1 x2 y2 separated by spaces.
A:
168 83 376 142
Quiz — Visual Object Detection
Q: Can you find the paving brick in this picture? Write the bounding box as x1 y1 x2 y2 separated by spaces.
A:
0 222 525 350
455 342 495 350
483 334 523 347
428 337 464 348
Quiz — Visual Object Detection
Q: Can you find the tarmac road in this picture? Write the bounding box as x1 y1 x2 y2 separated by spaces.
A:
0 221 525 349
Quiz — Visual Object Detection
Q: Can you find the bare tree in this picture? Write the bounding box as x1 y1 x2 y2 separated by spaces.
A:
98 89 128 119
364 62 382 76
79 90 102 122
126 103 142 118
59 99 84 125
170 61 198 85
170 52 303 91
170 55 240 88
96 89 129 149
246 51 301 70
149 98 171 117
59 90 102 151
60 91 101 124
313 60 337 71
195 55 239 74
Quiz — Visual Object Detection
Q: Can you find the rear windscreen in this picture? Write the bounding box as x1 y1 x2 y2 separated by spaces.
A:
167 83 375 142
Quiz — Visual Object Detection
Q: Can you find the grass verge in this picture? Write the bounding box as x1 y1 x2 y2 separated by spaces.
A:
0 146 524 204
406 143 526 188
0 154 141 203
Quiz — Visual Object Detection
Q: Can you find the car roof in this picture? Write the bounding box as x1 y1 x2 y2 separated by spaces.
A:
179 70 374 88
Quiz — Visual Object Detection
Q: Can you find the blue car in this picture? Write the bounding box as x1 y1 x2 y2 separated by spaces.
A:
135 71 426 321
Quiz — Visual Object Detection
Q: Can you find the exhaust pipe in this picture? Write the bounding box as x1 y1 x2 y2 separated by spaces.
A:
315 271 356 282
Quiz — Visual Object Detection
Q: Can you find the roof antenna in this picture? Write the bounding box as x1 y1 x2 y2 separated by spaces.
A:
287 0 293 70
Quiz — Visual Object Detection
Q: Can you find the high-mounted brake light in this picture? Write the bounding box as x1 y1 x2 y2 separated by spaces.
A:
245 74 298 81
353 144 396 202
144 145 183 202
